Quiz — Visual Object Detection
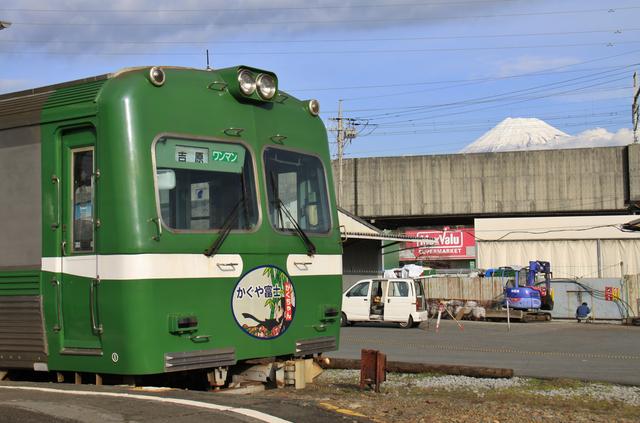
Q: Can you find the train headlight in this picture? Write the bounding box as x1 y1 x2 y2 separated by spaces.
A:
237 69 256 96
256 73 277 100
308 99 320 116
149 66 165 86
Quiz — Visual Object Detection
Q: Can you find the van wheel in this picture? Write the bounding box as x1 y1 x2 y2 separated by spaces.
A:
340 312 351 327
399 316 413 329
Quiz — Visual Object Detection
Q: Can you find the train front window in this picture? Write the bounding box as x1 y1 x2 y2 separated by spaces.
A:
154 138 258 231
264 148 331 234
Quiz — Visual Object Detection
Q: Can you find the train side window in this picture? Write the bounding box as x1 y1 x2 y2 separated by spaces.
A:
72 149 94 252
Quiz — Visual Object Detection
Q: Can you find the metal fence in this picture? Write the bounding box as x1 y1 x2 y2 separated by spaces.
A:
413 275 640 321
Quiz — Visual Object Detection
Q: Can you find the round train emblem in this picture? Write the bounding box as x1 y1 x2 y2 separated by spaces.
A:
232 266 296 339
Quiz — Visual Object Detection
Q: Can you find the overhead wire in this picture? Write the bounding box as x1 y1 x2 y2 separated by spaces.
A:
0 1 526 13
351 76 630 128
320 49 640 114
348 65 635 111
2 28 638 48
8 5 640 27
3 41 640 57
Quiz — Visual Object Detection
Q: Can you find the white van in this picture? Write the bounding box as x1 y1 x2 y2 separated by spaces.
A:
341 278 428 328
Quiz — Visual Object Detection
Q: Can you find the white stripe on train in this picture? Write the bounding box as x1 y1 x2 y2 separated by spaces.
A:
41 254 342 279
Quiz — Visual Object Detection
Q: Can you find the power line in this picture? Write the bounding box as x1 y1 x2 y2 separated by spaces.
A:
372 110 628 129
358 118 629 137
321 50 640 113
369 79 629 124
9 6 640 27
2 27 638 47
3 41 640 57
352 69 632 123
291 63 639 93
347 64 636 105
0 1 523 13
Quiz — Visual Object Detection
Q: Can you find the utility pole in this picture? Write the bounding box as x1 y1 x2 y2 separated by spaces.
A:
328 100 358 205
633 72 639 144
336 100 345 203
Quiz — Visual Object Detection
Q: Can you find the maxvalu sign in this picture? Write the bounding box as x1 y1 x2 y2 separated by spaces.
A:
401 227 475 260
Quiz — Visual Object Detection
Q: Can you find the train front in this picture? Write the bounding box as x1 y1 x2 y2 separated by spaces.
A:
94 66 342 377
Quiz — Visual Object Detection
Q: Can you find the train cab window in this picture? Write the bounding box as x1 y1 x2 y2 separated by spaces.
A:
72 149 94 252
264 148 331 234
154 138 258 231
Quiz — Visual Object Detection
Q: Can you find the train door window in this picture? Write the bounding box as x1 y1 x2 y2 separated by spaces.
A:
154 137 258 231
72 148 94 252
264 148 331 233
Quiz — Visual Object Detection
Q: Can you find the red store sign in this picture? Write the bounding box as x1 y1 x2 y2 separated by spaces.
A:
401 228 475 261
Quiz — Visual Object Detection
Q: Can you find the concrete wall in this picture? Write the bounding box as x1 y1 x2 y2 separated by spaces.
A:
628 143 640 204
335 146 631 218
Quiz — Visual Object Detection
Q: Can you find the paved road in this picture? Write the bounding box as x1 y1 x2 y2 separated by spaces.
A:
0 382 359 423
330 320 640 385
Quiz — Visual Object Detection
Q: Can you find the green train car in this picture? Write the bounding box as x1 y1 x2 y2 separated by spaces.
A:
0 66 342 381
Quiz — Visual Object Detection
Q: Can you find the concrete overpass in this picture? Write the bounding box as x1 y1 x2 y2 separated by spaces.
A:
334 144 640 228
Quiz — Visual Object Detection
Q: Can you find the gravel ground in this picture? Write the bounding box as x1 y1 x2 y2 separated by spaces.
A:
263 369 640 422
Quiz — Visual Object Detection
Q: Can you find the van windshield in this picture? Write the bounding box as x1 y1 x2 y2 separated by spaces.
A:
155 137 258 231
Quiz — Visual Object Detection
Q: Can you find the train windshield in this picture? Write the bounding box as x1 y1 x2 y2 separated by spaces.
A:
264 147 331 234
154 137 258 231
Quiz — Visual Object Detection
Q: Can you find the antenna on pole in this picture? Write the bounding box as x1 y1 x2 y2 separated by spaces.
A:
206 49 212 71
328 100 360 205
633 71 639 143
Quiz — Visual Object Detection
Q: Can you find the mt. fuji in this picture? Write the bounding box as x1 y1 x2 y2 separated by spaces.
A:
461 117 570 153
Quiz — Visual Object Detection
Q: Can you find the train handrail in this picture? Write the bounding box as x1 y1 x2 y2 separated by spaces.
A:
50 277 62 332
51 175 61 230
90 278 104 335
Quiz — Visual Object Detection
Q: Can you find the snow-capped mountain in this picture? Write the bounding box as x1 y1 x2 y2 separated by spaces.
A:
461 117 571 153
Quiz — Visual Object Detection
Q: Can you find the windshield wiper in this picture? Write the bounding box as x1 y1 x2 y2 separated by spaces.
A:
269 172 316 256
205 173 248 257
204 197 244 257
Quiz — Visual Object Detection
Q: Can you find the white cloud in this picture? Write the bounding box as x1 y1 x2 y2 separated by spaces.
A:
1 0 525 55
556 127 634 149
495 56 580 77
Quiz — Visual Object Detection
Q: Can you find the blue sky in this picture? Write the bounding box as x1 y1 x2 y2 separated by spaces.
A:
1 0 638 157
